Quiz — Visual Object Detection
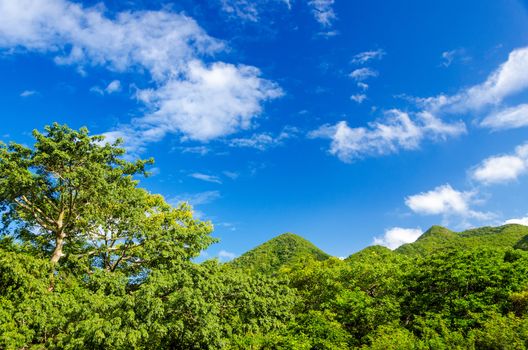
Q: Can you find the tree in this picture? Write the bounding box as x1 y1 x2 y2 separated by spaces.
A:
0 123 150 265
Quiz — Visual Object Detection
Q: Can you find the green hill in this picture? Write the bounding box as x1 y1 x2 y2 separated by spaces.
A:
396 224 528 256
345 245 395 263
230 233 330 274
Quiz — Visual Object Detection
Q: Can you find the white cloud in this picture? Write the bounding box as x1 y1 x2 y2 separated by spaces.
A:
190 173 222 184
351 49 386 65
471 143 528 184
89 86 104 95
349 67 378 81
357 82 369 91
218 249 237 262
350 94 367 103
133 61 282 143
228 126 297 150
222 171 240 180
441 50 457 67
504 217 528 226
220 0 260 22
90 80 121 95
309 109 465 162
481 104 528 130
441 49 470 68
105 80 121 94
219 0 291 22
405 184 490 220
308 0 336 27
19 90 37 97
179 146 210 155
172 190 221 206
373 227 423 250
0 0 281 151
423 47 528 114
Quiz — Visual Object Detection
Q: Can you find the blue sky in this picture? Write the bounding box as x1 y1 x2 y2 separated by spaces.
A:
1 0 528 259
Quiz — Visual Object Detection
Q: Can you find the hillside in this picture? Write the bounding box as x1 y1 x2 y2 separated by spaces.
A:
396 224 528 256
230 232 330 274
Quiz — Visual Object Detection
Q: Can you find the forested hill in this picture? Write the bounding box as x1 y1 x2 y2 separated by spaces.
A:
230 232 330 274
232 224 528 272
395 224 528 256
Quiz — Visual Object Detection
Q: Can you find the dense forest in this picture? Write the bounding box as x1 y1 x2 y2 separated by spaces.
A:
3 124 528 349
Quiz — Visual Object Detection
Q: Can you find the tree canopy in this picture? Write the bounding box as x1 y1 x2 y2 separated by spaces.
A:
3 124 528 349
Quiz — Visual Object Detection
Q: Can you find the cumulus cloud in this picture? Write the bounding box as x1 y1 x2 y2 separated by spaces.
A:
504 217 528 226
481 104 528 130
133 61 283 142
349 68 378 81
351 49 386 65
0 0 282 151
189 173 222 184
373 227 423 250
308 0 336 27
316 47 528 163
471 143 528 184
405 184 491 220
309 109 465 162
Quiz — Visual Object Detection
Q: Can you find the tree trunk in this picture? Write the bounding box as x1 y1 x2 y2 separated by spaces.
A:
50 232 66 264
50 211 66 264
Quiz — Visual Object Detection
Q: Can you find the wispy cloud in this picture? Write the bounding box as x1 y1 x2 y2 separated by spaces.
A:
351 49 386 65
350 94 367 103
19 90 37 97
222 171 240 180
190 173 223 184
171 190 221 206
308 0 336 27
481 104 528 130
441 48 470 67
90 80 121 95
228 126 298 151
218 0 291 22
420 47 528 115
349 67 378 81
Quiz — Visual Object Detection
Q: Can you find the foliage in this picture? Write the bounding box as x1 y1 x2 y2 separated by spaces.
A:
4 124 528 349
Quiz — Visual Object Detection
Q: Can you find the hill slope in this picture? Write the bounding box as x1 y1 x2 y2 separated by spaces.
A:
230 233 330 274
396 224 528 256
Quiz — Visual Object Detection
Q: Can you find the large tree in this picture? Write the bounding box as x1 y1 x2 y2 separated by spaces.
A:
0 123 151 265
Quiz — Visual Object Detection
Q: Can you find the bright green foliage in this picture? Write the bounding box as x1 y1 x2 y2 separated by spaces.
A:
0 123 152 264
0 125 296 349
230 232 330 274
397 224 528 256
5 124 528 349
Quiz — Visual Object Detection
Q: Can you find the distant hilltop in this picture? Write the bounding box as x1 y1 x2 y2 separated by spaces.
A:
231 224 528 273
